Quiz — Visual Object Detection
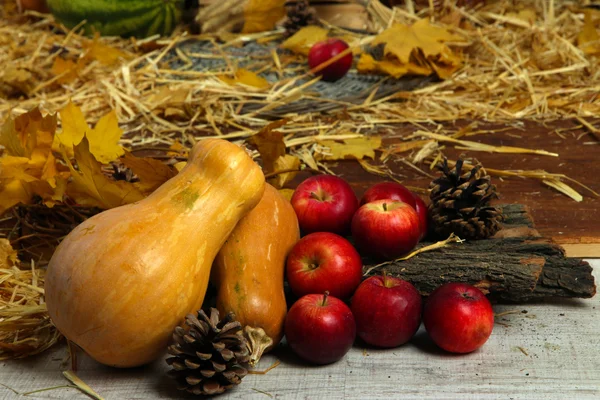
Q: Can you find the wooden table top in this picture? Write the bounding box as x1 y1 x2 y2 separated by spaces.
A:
1 260 598 400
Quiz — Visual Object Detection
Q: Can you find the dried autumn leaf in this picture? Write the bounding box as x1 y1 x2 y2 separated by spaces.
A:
269 154 300 189
577 10 600 56
242 0 286 33
315 137 382 161
247 119 288 173
167 141 189 158
82 34 131 66
87 110 125 164
146 86 190 111
218 69 270 89
0 239 18 269
56 102 88 148
51 57 81 84
121 151 177 194
1 108 57 158
281 26 329 56
278 188 295 201
63 138 144 209
357 19 464 79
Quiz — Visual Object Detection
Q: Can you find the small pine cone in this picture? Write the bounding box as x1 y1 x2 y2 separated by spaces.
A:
283 0 319 37
166 308 250 396
429 157 504 240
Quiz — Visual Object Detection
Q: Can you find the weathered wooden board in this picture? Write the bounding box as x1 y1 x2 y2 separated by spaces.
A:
0 261 598 400
288 119 600 257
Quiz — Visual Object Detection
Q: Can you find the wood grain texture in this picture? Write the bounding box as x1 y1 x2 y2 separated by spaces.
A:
286 119 600 257
0 262 598 400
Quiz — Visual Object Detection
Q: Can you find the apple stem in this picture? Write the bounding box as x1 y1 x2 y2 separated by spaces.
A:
383 202 388 212
322 291 329 306
309 191 320 200
382 269 388 286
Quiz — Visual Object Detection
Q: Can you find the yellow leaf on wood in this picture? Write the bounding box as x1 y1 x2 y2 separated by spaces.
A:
315 137 382 161
218 69 270 89
87 110 124 164
269 154 300 189
0 238 18 268
247 119 288 173
63 138 144 209
121 151 177 194
281 26 329 56
242 0 286 33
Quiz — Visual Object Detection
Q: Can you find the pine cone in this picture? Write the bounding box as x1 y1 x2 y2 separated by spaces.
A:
166 308 250 396
283 0 319 37
429 157 503 240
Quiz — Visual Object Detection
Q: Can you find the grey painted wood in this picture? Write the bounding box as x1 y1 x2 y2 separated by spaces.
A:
1 260 599 400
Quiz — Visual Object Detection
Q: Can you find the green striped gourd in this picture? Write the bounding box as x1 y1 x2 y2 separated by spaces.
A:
47 0 184 38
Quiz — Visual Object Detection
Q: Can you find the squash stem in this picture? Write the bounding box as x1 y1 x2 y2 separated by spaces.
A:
244 326 273 367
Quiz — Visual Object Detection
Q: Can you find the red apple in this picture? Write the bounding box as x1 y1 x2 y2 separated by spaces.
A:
351 200 421 260
360 182 416 208
351 273 422 348
290 175 359 235
286 232 363 299
308 38 353 82
412 193 429 240
423 282 494 354
285 292 356 365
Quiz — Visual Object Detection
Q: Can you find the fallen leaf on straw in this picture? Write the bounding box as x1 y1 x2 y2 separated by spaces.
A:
270 154 301 188
63 138 144 209
0 239 17 268
357 19 465 79
218 68 270 89
281 26 330 56
248 120 288 173
242 0 286 34
577 10 600 56
363 234 463 276
51 57 81 85
82 34 131 66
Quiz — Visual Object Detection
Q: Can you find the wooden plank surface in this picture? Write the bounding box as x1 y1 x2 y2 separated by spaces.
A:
1 260 598 400
290 119 600 257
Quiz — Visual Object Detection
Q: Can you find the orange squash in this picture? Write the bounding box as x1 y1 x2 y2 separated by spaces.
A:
212 184 299 365
44 138 265 368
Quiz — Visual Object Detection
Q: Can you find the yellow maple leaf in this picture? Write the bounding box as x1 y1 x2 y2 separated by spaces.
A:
56 102 88 148
56 103 124 164
121 151 177 194
88 110 125 164
0 156 40 182
578 10 600 56
82 34 131 66
281 26 330 56
1 108 57 158
269 154 300 189
51 57 81 84
242 0 286 33
0 179 31 216
315 137 382 161
218 69 270 89
247 120 288 174
357 19 464 79
0 238 18 269
63 138 144 209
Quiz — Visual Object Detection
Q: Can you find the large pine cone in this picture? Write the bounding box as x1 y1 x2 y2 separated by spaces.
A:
166 308 250 396
429 157 503 240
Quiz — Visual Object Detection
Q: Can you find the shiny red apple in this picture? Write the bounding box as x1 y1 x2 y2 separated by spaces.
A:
423 282 494 354
308 38 353 82
284 292 356 364
286 232 363 299
351 200 421 260
351 273 422 348
412 193 429 240
360 182 416 208
290 175 359 235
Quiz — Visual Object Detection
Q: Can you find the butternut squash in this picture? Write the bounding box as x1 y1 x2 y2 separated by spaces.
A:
212 184 299 365
44 138 265 368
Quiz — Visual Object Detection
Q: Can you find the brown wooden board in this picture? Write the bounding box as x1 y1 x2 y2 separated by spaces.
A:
288 119 600 258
